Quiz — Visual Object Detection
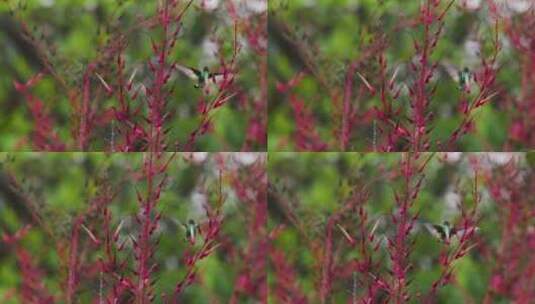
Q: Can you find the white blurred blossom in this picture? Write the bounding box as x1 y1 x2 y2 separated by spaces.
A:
444 188 462 217
190 190 208 218
460 0 482 10
235 153 262 165
441 152 462 163
196 0 220 12
487 153 517 165
232 0 267 16
506 0 532 13
184 152 208 164
464 40 480 61
493 0 533 15
201 38 219 65
40 0 54 7
242 0 267 14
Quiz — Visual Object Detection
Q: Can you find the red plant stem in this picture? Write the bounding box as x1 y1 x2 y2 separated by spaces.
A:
411 0 436 152
79 63 99 150
393 155 413 303
481 158 535 302
340 62 358 150
173 236 219 297
99 207 130 302
252 54 268 147
135 152 175 302
406 0 454 151
501 7 535 146
227 159 267 302
117 53 127 114
146 0 193 152
16 247 55 303
184 88 234 150
2 224 54 303
147 7 169 152
340 38 387 150
66 217 83 304
388 152 432 303
136 153 157 303
319 219 335 304
355 204 382 302
318 187 372 302
270 247 308 304
413 3 430 152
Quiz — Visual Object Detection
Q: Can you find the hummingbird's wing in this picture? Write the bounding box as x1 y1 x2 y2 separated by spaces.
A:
209 72 234 85
176 64 201 80
451 226 479 239
439 61 460 82
423 223 446 240
171 218 187 231
196 218 217 233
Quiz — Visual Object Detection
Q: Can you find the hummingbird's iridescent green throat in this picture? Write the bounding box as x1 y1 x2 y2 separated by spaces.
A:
195 67 211 88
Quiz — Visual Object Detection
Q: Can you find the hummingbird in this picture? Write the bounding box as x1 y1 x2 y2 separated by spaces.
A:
440 62 473 93
184 219 201 245
172 218 202 245
422 220 477 244
175 64 230 89
457 67 472 92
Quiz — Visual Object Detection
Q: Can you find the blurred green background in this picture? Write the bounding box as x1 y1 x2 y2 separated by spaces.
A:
0 0 265 151
268 0 524 151
0 152 264 303
268 152 530 303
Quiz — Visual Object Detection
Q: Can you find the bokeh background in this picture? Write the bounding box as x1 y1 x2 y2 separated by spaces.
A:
0 152 265 303
268 0 532 151
268 152 535 303
0 0 266 151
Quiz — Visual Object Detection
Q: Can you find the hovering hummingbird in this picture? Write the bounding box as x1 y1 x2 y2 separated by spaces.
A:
422 220 477 244
457 67 472 92
184 219 201 245
440 63 473 93
175 64 230 89
173 218 202 245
